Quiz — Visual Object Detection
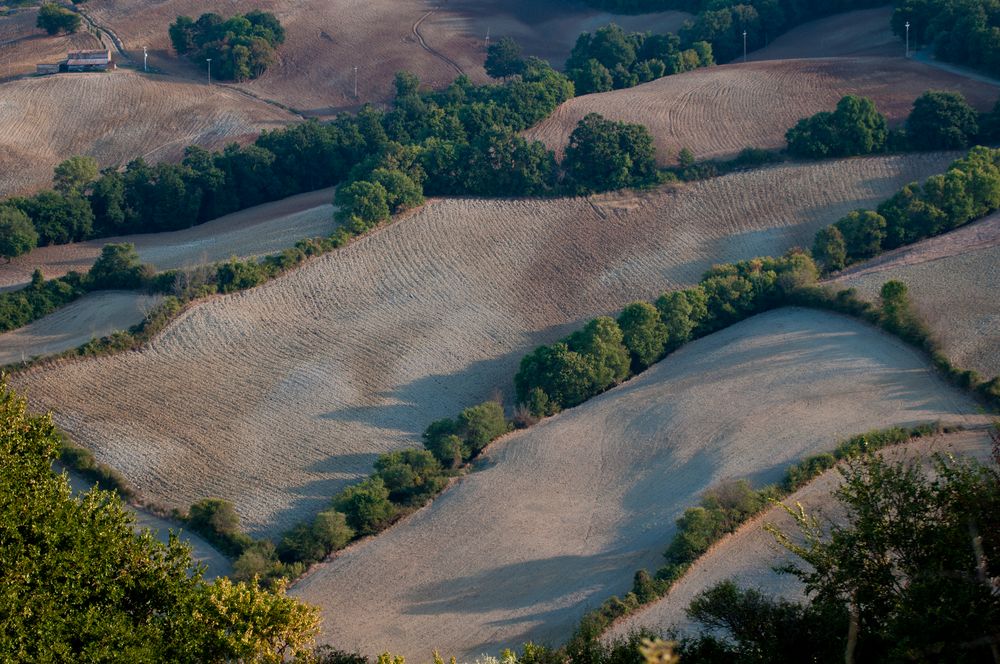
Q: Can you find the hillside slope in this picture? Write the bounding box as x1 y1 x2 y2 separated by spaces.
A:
525 58 998 165
12 153 955 537
291 309 987 660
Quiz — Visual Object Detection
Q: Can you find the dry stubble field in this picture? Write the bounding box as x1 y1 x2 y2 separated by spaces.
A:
10 152 957 538
0 187 337 292
832 214 1000 378
292 308 988 660
0 69 295 196
0 7 103 79
525 58 999 165
0 291 162 366
80 0 689 114
606 428 995 640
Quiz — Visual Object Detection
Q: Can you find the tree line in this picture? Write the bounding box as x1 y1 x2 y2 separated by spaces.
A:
894 0 1000 79
169 11 285 81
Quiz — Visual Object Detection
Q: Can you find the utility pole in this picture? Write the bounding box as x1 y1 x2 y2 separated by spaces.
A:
206 58 212 85
353 65 358 99
485 27 490 51
143 46 148 72
905 21 911 58
743 30 747 62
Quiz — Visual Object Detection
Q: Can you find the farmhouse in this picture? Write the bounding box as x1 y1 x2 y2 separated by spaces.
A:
66 49 111 72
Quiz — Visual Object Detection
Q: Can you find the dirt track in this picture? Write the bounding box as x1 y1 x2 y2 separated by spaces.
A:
10 153 957 538
0 187 337 292
291 308 987 660
0 291 161 366
606 428 995 639
525 57 998 165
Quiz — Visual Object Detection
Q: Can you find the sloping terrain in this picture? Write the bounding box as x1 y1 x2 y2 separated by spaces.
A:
0 7 103 79
753 5 899 61
832 216 1000 378
0 187 337 292
292 308 987 660
525 58 999 165
0 291 161 366
81 0 689 115
62 467 232 580
0 69 295 196
10 153 956 538
606 428 995 639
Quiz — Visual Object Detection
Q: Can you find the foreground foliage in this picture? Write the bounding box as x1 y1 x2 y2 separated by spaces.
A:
0 380 320 662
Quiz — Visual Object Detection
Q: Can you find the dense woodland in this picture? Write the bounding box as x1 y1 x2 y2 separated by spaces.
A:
169 11 285 81
894 0 1000 78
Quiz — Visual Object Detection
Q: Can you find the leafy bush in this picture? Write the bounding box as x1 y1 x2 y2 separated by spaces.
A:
906 91 979 150
0 270 87 336
422 400 510 465
617 301 669 371
36 2 80 35
186 498 254 557
333 477 396 535
833 209 886 262
0 205 38 261
87 243 149 290
563 113 659 192
811 225 847 273
786 95 887 159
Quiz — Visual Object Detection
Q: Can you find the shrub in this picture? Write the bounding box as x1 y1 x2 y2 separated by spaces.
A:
0 206 38 261
88 243 149 290
617 301 669 371
456 401 511 457
277 509 354 564
906 91 979 150
187 498 253 557
333 477 396 535
373 449 448 505
37 2 80 35
811 225 847 272
834 209 886 262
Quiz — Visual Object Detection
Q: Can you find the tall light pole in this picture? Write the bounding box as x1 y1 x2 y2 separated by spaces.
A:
143 46 148 72
743 30 747 63
206 58 212 85
485 27 490 50
905 21 910 58
353 65 358 98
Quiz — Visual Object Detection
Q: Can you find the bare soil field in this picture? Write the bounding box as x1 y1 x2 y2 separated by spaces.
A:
832 223 1000 378
61 466 232 580
80 0 689 114
525 58 999 165
606 428 995 639
0 7 103 79
291 309 987 660
0 69 295 196
753 6 899 61
0 187 337 292
0 291 161 366
10 152 956 539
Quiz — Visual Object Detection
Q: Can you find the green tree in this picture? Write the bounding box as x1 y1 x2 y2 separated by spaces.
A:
570 59 613 95
0 380 320 662
456 400 510 456
333 477 396 535
37 3 80 35
374 448 447 505
335 180 390 233
566 316 631 392
514 342 596 410
0 205 38 261
906 91 979 150
12 191 93 246
563 113 658 192
834 210 886 262
53 156 100 195
484 37 526 79
812 225 847 272
88 242 148 290
369 168 424 213
617 301 669 371
831 95 887 156
656 288 707 351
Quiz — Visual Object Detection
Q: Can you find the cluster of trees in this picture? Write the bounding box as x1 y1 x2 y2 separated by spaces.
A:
812 146 1000 271
36 2 81 35
0 380 320 662
674 446 1000 663
169 11 284 81
515 252 818 415
226 400 511 586
563 113 659 192
893 0 1000 78
564 24 713 94
787 91 988 159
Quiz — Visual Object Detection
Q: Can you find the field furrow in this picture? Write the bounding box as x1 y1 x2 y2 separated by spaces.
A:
11 153 956 537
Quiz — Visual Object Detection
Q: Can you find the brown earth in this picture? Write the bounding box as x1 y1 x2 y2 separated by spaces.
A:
291 309 988 660
831 215 1000 379
0 7 103 79
9 152 957 538
606 428 995 640
80 0 690 116
0 187 337 292
0 69 295 197
0 291 161 366
525 57 999 165
753 5 900 61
